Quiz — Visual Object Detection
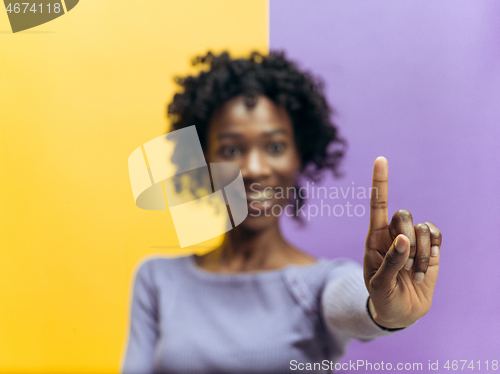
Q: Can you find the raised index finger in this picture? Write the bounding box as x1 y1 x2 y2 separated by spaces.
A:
369 156 389 231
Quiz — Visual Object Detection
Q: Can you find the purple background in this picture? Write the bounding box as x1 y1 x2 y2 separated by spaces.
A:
272 0 500 370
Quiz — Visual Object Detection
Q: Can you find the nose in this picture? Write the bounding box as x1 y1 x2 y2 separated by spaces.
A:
240 148 272 182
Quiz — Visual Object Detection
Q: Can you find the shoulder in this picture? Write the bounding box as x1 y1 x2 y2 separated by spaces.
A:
322 258 363 281
298 257 362 287
285 258 362 303
135 254 189 268
132 255 191 287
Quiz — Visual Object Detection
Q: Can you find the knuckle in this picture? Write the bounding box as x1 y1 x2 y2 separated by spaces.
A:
417 254 430 264
371 200 388 210
415 223 430 233
415 254 430 269
409 235 417 252
433 231 442 241
392 209 413 223
425 221 443 240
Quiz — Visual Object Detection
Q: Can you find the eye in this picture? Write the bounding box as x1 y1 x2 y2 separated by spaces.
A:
220 145 241 159
268 142 285 155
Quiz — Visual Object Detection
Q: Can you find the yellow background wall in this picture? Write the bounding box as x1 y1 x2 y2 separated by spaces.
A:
0 1 268 372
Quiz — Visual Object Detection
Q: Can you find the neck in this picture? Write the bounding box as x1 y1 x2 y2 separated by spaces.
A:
196 221 296 272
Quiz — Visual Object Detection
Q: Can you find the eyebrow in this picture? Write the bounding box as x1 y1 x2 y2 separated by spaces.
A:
217 128 290 140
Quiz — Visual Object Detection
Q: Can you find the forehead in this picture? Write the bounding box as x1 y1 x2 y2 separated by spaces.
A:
208 96 293 137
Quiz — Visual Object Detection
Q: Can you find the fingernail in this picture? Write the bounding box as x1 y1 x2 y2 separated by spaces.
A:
395 236 406 254
404 258 414 271
431 246 439 257
414 272 425 284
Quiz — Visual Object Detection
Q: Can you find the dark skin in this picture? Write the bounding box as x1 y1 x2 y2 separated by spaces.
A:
365 158 442 328
194 95 442 329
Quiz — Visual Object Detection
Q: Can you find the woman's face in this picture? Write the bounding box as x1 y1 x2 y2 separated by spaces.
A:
206 95 301 231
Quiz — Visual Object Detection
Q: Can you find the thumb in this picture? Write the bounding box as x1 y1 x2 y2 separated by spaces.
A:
369 235 410 296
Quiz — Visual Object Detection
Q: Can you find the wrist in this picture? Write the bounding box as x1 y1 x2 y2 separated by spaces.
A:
367 297 406 331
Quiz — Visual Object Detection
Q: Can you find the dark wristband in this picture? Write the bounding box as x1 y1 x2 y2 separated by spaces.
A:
366 297 405 332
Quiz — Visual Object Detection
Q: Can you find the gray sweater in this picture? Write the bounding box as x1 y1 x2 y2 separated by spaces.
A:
121 255 397 374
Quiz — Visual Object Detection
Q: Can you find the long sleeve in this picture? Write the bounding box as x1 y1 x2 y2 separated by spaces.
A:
121 259 159 374
320 260 397 345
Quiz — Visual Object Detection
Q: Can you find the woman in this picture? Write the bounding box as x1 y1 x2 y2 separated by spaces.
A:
122 51 442 373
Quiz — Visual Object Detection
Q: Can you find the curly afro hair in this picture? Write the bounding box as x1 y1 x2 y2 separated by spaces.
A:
166 50 347 221
167 50 346 182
